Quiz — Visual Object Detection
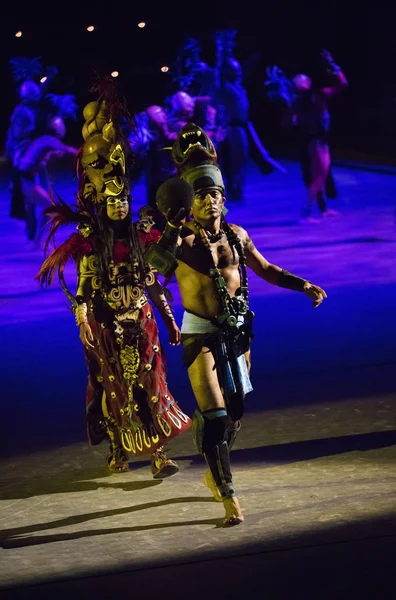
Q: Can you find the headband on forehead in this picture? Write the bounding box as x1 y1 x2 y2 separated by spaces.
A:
180 164 225 193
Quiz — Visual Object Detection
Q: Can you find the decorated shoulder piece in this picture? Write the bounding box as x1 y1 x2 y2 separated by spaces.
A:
134 205 161 248
35 193 95 292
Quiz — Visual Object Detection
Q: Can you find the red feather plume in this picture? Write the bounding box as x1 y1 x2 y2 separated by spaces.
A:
42 191 94 255
89 74 133 127
35 233 93 290
37 191 95 292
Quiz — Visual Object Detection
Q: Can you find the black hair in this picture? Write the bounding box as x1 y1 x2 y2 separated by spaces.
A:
94 201 146 290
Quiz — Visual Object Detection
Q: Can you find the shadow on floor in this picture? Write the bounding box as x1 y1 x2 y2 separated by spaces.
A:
0 496 219 549
172 428 396 468
1 511 395 599
2 428 396 501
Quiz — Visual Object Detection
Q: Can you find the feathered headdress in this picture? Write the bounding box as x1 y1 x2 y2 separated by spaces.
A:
89 74 132 127
9 56 44 83
45 93 78 120
36 78 152 297
172 36 202 92
75 75 133 207
264 66 295 106
128 111 153 160
38 78 133 258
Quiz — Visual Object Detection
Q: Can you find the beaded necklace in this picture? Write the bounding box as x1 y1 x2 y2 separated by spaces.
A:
193 217 254 331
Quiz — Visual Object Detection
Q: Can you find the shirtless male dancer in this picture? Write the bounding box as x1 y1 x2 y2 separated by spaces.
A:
146 163 326 526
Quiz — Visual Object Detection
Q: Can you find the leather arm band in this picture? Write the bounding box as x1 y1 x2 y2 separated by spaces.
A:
277 269 309 292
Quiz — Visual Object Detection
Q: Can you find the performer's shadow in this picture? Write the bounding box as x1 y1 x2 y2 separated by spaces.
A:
0 497 220 549
0 467 162 501
173 429 396 467
3 430 394 503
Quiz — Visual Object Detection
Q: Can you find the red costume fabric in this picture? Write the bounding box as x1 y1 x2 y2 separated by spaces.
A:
82 232 190 457
85 299 190 456
37 227 191 457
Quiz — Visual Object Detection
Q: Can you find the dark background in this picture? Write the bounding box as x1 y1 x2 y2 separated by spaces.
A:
1 0 396 162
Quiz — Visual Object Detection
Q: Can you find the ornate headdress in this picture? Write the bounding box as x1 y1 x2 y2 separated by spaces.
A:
171 122 218 173
76 77 131 209
180 164 225 194
36 78 139 290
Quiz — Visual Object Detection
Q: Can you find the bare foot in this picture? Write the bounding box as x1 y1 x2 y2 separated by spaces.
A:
203 469 223 502
299 216 321 225
223 496 244 527
322 209 340 218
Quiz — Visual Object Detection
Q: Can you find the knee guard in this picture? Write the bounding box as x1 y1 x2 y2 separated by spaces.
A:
227 420 241 451
192 408 230 454
202 409 231 454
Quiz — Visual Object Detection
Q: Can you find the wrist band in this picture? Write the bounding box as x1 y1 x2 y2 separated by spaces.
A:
167 220 180 229
277 270 308 292
75 303 88 326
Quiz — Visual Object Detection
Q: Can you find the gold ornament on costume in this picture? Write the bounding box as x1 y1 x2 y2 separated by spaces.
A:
105 261 147 310
120 345 140 380
77 222 94 238
119 343 140 428
75 303 88 326
80 99 128 204
135 205 156 233
78 255 102 291
144 268 156 287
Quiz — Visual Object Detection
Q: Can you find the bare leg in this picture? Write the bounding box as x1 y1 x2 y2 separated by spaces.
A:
325 169 338 199
310 149 339 217
31 184 52 244
21 179 52 245
245 349 251 375
188 347 244 525
188 347 226 411
302 140 331 221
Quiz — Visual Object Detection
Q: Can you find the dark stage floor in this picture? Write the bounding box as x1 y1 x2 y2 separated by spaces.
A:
0 160 395 599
